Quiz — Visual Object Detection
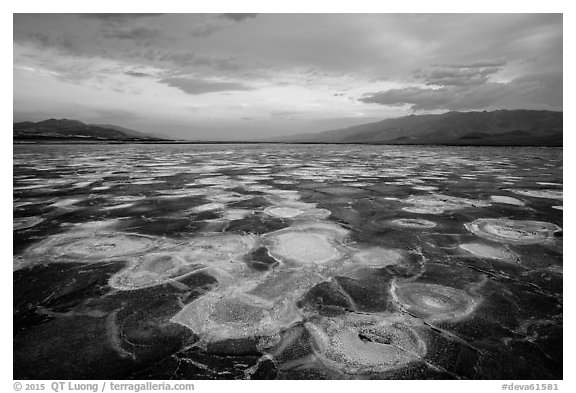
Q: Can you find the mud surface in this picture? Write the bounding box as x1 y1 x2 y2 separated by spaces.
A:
13 144 562 379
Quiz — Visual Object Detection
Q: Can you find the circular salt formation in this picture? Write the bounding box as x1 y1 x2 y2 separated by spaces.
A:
290 221 350 241
412 185 439 191
266 232 341 266
306 314 426 375
171 291 301 343
108 252 207 290
402 194 490 215
23 232 160 263
464 218 561 245
222 209 253 220
13 216 43 231
490 195 525 206
460 243 520 264
187 233 258 256
206 192 250 203
351 247 404 268
264 206 305 219
390 218 437 229
151 234 258 285
296 208 332 220
190 202 226 213
391 282 480 322
509 189 563 201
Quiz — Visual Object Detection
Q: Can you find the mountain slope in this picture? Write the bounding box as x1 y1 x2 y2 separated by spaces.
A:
91 124 172 140
14 119 168 141
283 110 562 146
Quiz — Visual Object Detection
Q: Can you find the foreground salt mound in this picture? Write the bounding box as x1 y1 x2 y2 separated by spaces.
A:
267 232 340 266
353 247 403 266
171 290 301 344
108 252 207 290
335 246 419 279
109 234 258 290
171 269 325 348
509 189 563 201
347 247 405 269
306 314 426 375
22 231 161 263
264 222 348 266
247 269 326 301
185 233 258 255
402 194 490 214
391 282 480 322
390 218 437 229
464 218 561 245
460 243 520 263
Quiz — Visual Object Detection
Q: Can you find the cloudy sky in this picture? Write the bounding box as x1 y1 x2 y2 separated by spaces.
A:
13 13 562 140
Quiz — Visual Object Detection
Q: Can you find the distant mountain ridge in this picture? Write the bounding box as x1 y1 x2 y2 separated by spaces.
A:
13 118 168 142
281 110 562 146
91 124 173 140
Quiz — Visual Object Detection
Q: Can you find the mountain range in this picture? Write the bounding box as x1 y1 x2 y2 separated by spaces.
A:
14 110 562 146
279 110 562 146
13 119 168 142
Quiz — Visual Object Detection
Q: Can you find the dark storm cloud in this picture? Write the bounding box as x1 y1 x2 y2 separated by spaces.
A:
188 23 225 38
416 65 504 87
361 87 452 109
13 14 563 139
19 32 77 53
436 59 508 68
160 77 254 95
360 72 562 111
186 14 258 37
103 25 161 40
82 14 164 22
220 14 258 22
127 48 247 74
124 71 152 78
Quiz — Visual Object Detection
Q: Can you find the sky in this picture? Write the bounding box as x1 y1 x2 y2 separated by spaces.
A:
13 13 563 140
